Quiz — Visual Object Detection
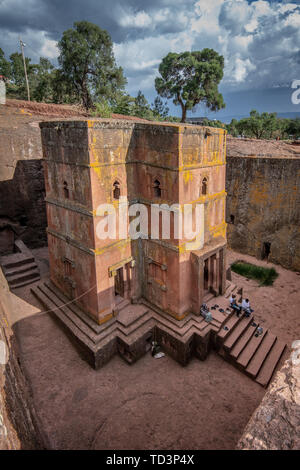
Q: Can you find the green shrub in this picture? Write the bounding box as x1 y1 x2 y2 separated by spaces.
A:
231 261 278 286
91 100 112 118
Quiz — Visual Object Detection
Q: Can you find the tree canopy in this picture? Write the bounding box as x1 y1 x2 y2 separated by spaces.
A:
286 117 300 139
230 110 279 139
0 48 11 78
226 111 300 140
57 21 126 109
151 96 169 120
155 49 225 122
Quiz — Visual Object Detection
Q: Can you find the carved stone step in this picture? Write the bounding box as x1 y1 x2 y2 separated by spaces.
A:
237 329 267 368
256 340 286 387
9 268 40 286
230 322 258 360
223 315 254 352
245 332 277 378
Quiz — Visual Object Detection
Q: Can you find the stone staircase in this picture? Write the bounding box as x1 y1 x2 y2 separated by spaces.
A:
224 280 242 302
215 309 286 387
31 280 286 386
31 280 227 369
203 280 241 306
0 240 40 289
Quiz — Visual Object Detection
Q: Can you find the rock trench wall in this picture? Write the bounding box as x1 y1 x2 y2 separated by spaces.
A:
0 271 46 449
226 155 300 271
0 108 46 250
237 343 300 450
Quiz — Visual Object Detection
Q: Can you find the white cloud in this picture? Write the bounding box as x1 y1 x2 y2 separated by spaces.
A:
233 57 256 82
119 10 152 28
278 3 298 14
283 10 300 28
112 0 300 95
191 0 223 34
1 0 300 98
0 27 59 64
40 38 59 59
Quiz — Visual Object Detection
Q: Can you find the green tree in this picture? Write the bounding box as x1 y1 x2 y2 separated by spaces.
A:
155 49 225 123
0 48 11 78
286 117 300 139
132 90 154 119
151 96 169 120
201 118 225 128
32 57 55 102
57 21 126 109
227 118 239 137
237 110 279 139
110 92 135 115
91 99 112 118
9 52 38 99
52 69 78 104
10 52 28 88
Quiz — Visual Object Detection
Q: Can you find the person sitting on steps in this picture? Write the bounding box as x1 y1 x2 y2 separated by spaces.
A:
229 294 242 316
242 298 253 317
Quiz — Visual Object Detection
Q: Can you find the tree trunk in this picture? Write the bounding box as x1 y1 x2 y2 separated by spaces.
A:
81 81 93 110
177 93 187 123
181 105 187 123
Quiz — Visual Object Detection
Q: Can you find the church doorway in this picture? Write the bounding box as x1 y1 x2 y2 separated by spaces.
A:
204 258 209 291
262 242 271 260
115 267 125 297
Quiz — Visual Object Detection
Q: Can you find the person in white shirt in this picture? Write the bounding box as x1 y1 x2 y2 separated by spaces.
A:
242 298 252 317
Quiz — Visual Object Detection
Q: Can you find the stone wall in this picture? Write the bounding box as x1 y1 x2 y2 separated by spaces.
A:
0 105 47 250
0 270 46 449
226 144 300 271
237 342 300 450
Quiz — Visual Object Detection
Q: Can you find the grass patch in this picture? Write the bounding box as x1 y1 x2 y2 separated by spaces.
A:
231 261 278 286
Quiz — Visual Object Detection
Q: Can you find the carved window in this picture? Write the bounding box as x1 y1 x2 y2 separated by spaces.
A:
63 258 73 276
63 181 69 199
113 181 121 200
202 177 208 195
154 179 161 198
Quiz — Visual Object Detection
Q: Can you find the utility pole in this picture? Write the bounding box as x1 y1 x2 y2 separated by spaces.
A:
19 38 30 101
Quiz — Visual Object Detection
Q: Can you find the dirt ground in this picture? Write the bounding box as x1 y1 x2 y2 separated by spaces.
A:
227 136 300 158
3 99 150 122
6 247 300 450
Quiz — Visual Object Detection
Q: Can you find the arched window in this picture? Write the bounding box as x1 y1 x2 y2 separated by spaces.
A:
153 179 161 198
63 181 69 198
113 181 120 200
202 177 208 195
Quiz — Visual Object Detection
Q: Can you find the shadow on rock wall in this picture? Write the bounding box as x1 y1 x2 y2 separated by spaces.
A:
0 159 47 250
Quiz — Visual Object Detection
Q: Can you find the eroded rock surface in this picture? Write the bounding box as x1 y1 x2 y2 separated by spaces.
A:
237 341 300 450
226 138 300 271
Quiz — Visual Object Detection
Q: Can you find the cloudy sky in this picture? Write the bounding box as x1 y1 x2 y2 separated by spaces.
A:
1 0 300 119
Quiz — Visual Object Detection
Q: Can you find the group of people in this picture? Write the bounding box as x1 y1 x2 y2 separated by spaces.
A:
229 295 264 337
229 294 253 317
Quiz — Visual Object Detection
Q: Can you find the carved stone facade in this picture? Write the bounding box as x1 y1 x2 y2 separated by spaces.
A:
40 120 227 326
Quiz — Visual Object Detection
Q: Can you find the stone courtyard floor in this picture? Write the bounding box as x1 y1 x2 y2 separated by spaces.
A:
4 247 300 450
